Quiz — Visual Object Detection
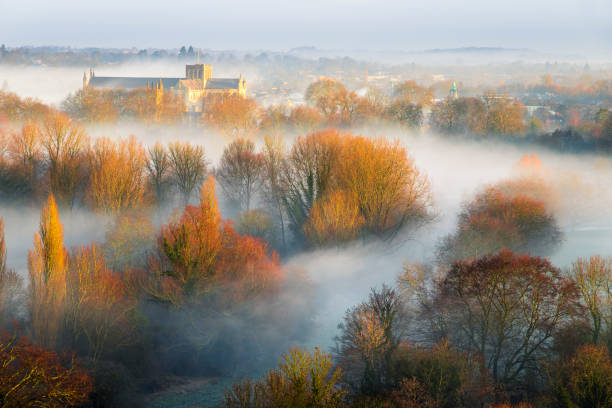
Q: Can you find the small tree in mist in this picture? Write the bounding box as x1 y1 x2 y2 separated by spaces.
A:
305 78 347 120
102 211 155 270
201 94 260 137
146 142 171 203
87 136 149 214
385 99 423 129
0 333 92 407
217 137 264 211
41 113 87 207
571 255 612 344
484 96 526 136
289 105 323 134
168 141 207 204
335 285 407 395
430 97 487 135
393 80 435 107
259 105 290 136
223 346 346 408
0 218 23 326
28 194 68 349
236 209 277 247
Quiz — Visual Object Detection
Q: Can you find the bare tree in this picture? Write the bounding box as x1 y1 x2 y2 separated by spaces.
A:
571 255 612 344
167 142 207 204
146 142 171 203
40 113 87 207
216 138 263 211
261 135 287 250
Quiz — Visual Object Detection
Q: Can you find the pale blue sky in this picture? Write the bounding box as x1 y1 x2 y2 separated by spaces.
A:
1 0 610 53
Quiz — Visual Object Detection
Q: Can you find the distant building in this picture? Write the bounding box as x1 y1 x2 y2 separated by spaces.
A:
449 81 458 100
83 64 247 113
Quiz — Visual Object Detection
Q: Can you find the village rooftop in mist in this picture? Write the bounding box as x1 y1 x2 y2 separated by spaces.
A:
1 0 612 407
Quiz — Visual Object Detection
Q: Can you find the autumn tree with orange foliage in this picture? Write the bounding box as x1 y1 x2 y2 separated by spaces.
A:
41 113 87 207
87 136 149 214
146 176 283 306
303 190 365 247
0 333 92 407
28 194 68 349
276 130 432 245
201 94 260 137
336 135 432 238
438 185 561 263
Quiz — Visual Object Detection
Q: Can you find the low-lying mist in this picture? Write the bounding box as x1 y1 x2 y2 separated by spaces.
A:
4 125 611 363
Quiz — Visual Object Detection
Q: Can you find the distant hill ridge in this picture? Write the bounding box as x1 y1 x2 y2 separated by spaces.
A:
423 47 532 54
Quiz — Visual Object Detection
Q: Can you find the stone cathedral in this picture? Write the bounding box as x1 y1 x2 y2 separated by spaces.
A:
83 64 247 112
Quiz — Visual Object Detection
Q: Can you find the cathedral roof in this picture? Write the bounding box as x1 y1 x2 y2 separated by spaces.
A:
89 77 181 89
205 78 241 90
180 79 205 90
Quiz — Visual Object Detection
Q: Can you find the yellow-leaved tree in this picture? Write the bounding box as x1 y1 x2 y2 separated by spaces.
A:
28 194 67 349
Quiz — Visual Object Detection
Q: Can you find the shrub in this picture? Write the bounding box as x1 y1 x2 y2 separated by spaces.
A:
223 346 346 408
